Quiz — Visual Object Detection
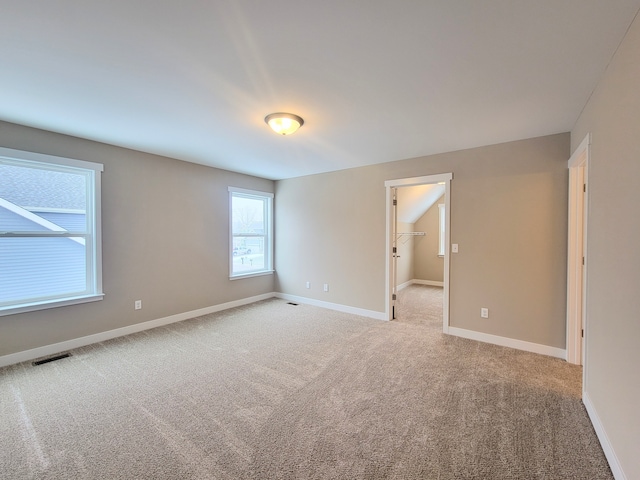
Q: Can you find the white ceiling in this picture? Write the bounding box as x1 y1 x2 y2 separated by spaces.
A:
1 1 639 180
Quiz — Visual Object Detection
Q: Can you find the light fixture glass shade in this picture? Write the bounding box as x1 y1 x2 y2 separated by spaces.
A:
265 113 304 135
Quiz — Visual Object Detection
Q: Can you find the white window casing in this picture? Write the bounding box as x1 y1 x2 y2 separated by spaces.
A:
228 187 274 279
0 147 104 316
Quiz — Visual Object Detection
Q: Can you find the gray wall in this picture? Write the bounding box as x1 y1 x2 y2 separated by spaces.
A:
571 11 640 478
413 195 444 283
1 124 570 357
275 133 569 348
0 121 274 357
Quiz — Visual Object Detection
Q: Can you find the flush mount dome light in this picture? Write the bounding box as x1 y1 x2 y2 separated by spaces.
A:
265 112 304 135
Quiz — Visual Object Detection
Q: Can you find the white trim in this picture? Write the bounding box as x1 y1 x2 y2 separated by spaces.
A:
386 186 396 319
568 134 591 168
227 186 274 198
93 167 103 296
0 293 274 368
23 207 86 214
443 177 451 334
566 133 590 368
229 270 274 280
397 280 413 291
274 293 387 321
384 173 452 188
438 203 446 256
412 279 444 287
0 293 104 317
0 146 104 172
447 326 566 359
397 279 444 292
583 392 626 480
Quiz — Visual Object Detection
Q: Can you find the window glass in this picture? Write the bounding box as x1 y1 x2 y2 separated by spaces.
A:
438 203 445 256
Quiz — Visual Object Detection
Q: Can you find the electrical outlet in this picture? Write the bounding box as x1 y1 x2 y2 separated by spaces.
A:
306 281 311 289
323 284 329 292
135 300 142 310
480 307 489 318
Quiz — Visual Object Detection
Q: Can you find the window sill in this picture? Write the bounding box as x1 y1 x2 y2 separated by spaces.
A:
230 270 274 281
0 294 104 317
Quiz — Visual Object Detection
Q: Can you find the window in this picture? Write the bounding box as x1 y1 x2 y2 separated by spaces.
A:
0 147 103 316
438 203 445 256
229 187 273 278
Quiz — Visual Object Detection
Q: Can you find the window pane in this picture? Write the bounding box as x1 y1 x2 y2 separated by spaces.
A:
231 236 265 275
232 196 264 235
0 163 87 233
0 237 87 305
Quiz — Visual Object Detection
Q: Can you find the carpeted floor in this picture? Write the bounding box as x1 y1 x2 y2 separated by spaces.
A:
0 288 612 479
394 283 444 328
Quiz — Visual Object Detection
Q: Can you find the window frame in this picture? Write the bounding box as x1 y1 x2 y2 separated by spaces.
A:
438 203 445 257
0 147 104 316
228 186 274 279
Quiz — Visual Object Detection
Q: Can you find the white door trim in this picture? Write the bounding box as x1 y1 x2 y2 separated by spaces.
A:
566 133 590 368
384 173 453 331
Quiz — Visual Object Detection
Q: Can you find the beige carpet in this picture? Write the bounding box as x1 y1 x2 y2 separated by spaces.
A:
0 291 612 479
394 283 444 328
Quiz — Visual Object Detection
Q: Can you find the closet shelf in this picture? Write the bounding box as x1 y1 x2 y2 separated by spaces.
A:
397 232 425 244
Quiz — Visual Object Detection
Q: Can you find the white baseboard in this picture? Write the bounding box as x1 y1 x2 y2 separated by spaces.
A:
0 293 275 368
398 279 444 289
583 391 626 479
274 293 387 321
447 326 566 359
412 279 444 287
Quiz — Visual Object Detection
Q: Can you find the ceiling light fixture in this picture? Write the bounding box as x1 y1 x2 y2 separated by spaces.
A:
265 112 304 136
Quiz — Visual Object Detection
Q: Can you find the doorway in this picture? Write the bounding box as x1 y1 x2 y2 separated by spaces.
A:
385 173 452 331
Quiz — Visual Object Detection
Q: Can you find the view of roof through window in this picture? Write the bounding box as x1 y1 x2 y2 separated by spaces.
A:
1 162 86 205
1 164 87 228
0 162 89 306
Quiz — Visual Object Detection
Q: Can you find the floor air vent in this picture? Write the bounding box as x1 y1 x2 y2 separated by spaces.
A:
287 302 299 306
32 353 72 366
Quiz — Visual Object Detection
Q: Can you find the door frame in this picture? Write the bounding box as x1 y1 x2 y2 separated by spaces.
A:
566 133 590 368
391 187 399 319
384 173 453 330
